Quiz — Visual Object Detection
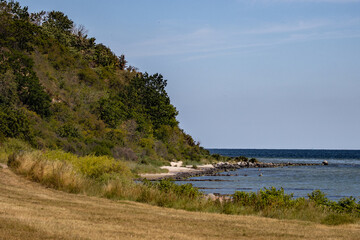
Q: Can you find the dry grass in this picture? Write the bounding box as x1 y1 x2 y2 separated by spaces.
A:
0 165 360 240
7 151 360 225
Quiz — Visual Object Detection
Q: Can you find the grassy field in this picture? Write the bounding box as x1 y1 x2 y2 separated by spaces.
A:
1 164 359 240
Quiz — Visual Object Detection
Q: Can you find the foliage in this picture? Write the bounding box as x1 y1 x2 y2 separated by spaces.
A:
56 123 80 138
118 73 179 129
0 0 211 166
233 187 295 210
0 106 31 140
309 190 360 215
98 96 127 128
44 10 73 33
0 138 32 163
234 156 249 162
308 189 330 206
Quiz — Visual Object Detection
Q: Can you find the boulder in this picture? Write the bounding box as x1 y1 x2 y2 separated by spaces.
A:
207 193 217 201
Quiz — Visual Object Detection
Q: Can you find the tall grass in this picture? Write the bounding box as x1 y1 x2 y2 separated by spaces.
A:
7 150 360 226
0 138 32 163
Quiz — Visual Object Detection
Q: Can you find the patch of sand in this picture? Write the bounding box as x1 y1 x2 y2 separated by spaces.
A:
140 161 214 180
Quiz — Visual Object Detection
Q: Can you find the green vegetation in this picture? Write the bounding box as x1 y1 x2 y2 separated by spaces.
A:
7 149 360 225
0 0 209 165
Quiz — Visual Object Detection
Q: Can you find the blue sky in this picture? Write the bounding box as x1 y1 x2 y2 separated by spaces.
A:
19 0 360 149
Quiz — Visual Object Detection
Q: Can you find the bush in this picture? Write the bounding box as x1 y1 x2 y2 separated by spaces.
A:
234 156 248 162
145 179 202 199
308 190 330 206
112 146 137 161
98 97 127 128
0 106 32 140
335 197 360 214
78 67 98 85
91 144 112 156
74 155 132 179
56 123 80 138
233 187 295 211
212 154 221 160
249 158 258 163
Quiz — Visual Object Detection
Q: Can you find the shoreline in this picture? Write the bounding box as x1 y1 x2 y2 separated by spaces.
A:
139 161 321 181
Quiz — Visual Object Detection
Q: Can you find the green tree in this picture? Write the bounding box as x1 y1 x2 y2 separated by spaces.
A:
0 105 31 140
121 73 178 129
44 10 73 32
98 96 127 128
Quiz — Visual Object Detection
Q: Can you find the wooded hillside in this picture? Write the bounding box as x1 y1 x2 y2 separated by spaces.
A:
0 0 209 165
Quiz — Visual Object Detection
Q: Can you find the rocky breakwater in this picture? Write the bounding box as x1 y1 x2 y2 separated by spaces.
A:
171 161 320 181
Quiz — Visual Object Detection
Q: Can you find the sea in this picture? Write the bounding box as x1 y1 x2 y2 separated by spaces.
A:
182 149 360 201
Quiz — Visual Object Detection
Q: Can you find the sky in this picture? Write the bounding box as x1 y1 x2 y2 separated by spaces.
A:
18 0 360 149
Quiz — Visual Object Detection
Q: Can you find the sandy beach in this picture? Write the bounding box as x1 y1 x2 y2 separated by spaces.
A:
139 161 214 180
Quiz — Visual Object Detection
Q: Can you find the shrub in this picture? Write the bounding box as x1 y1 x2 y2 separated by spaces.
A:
111 146 138 161
91 144 111 156
308 190 330 206
335 197 360 214
98 97 127 128
1 138 32 153
145 179 202 199
78 67 98 85
249 158 258 163
212 154 221 160
0 106 32 140
139 137 155 156
233 187 295 211
73 154 132 179
0 71 18 105
234 156 248 162
56 123 80 138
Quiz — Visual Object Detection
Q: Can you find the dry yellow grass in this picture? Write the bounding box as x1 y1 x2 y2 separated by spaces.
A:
0 164 359 240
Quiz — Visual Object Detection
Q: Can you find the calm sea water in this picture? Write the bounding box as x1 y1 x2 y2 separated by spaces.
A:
182 149 360 201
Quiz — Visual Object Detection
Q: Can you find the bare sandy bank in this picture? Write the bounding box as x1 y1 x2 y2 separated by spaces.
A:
139 161 214 180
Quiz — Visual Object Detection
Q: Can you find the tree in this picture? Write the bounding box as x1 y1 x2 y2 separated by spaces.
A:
44 10 73 32
0 71 17 105
0 0 29 20
98 96 127 128
94 44 118 67
120 73 178 129
16 72 52 118
0 105 31 140
118 54 127 70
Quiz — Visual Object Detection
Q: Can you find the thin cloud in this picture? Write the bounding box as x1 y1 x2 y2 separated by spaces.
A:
127 19 360 59
239 21 328 34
